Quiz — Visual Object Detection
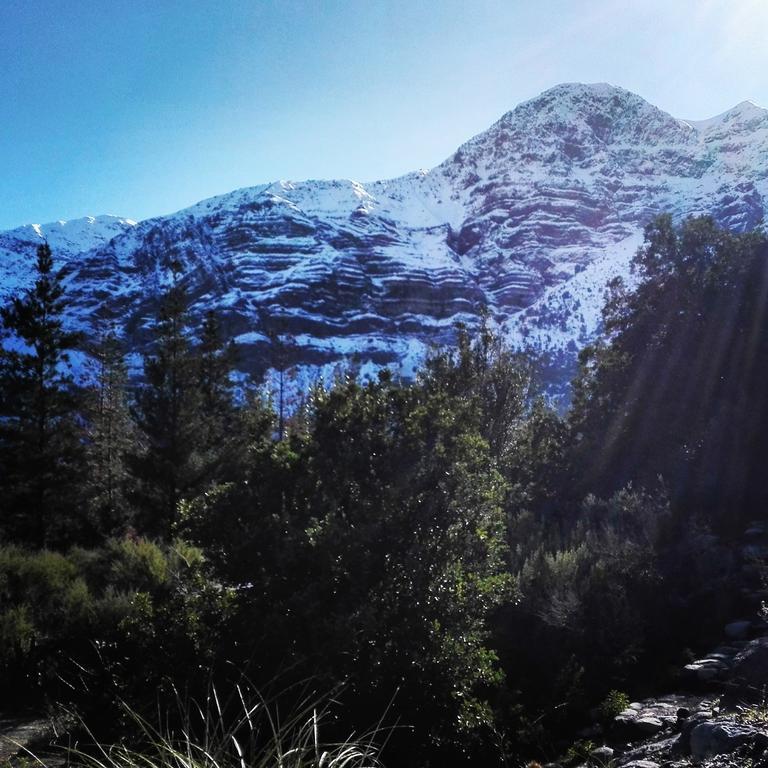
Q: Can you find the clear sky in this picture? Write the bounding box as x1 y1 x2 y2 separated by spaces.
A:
2 0 767 230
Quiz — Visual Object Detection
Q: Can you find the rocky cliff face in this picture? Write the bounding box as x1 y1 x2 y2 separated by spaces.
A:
3 83 768 388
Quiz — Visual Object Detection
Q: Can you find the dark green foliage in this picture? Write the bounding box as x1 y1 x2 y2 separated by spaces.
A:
181 362 514 766
197 309 239 467
83 331 135 537
0 538 231 716
4 218 768 764
130 274 202 535
422 321 533 466
0 243 85 546
300 373 510 745
571 215 768 524
129 277 240 538
492 487 669 742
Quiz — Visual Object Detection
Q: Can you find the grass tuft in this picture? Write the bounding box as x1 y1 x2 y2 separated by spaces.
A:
16 682 386 768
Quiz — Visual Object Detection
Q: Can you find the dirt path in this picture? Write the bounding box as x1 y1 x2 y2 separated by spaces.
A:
0 717 64 766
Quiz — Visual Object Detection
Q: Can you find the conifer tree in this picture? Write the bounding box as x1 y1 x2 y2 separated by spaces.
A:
198 309 238 467
0 243 83 546
130 268 203 537
83 329 135 536
265 326 296 440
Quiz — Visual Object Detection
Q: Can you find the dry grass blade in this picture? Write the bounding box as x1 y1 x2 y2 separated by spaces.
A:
50 680 385 768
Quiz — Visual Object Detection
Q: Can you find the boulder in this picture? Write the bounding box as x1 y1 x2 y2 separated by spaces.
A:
744 522 768 537
634 717 663 735
683 657 728 682
725 620 752 640
689 719 762 759
588 745 614 763
677 710 717 753
729 636 768 700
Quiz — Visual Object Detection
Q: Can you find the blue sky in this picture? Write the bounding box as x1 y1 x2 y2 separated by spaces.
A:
2 0 767 230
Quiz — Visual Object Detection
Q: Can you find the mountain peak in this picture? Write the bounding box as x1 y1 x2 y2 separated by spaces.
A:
1 215 138 263
513 81 648 114
444 82 690 177
3 82 768 398
534 81 630 99
515 82 676 128
686 99 768 132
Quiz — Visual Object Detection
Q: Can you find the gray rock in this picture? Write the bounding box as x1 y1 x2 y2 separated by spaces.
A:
620 761 660 768
741 544 768 559
713 645 740 656
589 745 614 763
705 652 735 662
683 662 722 681
689 719 761 759
634 716 664 734
725 620 753 640
678 710 717 753
745 522 768 537
730 636 768 700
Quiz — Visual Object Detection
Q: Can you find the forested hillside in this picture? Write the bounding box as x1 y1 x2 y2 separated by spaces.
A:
2 215 768 766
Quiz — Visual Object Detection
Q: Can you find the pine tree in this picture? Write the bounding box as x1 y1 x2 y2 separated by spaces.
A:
83 329 135 537
130 270 203 537
266 327 296 440
0 243 84 546
198 309 238 467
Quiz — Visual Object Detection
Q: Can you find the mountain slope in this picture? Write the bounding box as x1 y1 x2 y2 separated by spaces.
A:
2 83 767 389
0 215 137 296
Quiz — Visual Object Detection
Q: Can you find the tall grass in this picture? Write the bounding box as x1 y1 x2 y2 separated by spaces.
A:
22 683 386 768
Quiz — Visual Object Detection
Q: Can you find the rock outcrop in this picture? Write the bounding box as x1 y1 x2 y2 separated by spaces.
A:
3 84 768 389
550 520 768 768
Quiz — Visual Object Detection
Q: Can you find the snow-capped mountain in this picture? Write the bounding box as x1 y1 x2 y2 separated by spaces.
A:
0 215 137 296
2 83 767 391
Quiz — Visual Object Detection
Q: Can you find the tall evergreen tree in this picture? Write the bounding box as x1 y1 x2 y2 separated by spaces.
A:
0 243 84 546
198 309 238 469
83 329 135 537
130 270 203 537
265 325 296 440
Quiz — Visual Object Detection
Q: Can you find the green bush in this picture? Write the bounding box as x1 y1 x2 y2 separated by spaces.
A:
0 538 231 717
598 689 630 721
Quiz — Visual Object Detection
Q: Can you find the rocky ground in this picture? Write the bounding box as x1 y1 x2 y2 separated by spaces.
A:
0 715 68 767
538 641 768 767
542 521 768 768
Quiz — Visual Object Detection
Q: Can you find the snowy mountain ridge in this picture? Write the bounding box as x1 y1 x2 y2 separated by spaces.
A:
2 83 767 392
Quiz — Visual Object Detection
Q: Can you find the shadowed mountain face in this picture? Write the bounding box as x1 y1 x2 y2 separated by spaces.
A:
2 83 768 387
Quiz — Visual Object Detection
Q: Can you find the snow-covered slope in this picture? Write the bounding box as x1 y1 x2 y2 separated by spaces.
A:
0 215 137 296
2 83 767 390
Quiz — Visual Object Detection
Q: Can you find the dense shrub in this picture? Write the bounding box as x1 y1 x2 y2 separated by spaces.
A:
0 539 231 719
